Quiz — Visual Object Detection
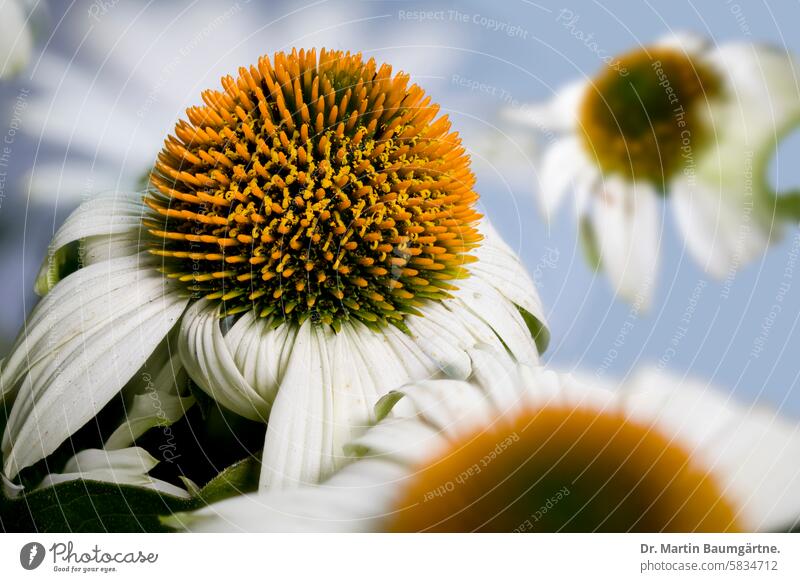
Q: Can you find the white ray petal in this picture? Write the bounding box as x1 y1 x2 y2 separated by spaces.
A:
259 322 335 490
708 410 800 531
535 136 599 221
178 300 271 422
2 259 188 480
471 220 548 351
38 447 189 499
591 177 660 308
34 190 147 295
167 459 407 533
0 0 32 79
346 417 447 466
3 254 161 398
504 80 588 132
671 176 770 279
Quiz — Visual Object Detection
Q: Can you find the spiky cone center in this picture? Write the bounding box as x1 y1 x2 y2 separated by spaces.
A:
387 405 741 532
146 48 482 329
579 47 722 185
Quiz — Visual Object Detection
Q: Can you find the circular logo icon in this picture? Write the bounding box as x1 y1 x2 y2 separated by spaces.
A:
19 542 46 570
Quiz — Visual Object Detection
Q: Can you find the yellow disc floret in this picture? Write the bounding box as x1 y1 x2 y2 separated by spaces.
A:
387 405 741 532
145 48 482 328
579 47 722 185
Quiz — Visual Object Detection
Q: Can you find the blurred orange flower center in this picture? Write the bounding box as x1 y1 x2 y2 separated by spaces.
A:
387 404 741 532
579 47 722 185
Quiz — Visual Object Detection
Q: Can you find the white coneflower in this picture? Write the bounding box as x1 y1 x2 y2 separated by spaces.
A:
505 33 800 306
1 49 548 494
169 362 800 532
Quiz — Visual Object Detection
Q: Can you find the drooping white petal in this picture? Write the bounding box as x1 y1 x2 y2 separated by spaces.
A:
3 254 160 399
259 318 438 491
2 255 188 480
535 136 599 220
38 447 189 499
470 220 549 352
82 232 147 268
452 274 540 366
0 0 32 79
671 176 770 279
654 31 710 55
673 44 800 277
259 322 337 490
405 302 473 379
178 300 271 422
504 80 588 132
222 311 297 409
707 43 800 148
591 177 660 308
34 190 147 295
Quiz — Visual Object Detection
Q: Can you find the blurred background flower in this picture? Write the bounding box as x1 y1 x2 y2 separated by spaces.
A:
506 32 800 308
168 364 800 532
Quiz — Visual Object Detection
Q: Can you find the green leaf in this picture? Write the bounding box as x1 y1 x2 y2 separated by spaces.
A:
374 391 405 423
0 453 263 532
0 479 195 533
774 190 800 221
196 455 261 505
517 306 550 355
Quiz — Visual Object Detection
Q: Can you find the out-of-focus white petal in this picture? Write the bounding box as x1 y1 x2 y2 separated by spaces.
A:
390 378 495 440
671 176 770 279
504 80 588 132
38 447 189 499
346 416 447 466
591 177 660 308
167 459 407 533
675 43 800 277
535 136 599 221
2 256 188 480
707 43 800 148
0 0 32 79
709 410 800 531
654 31 710 55
622 368 739 451
623 367 800 531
